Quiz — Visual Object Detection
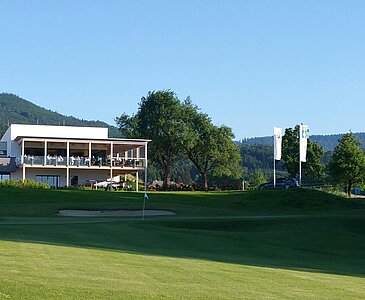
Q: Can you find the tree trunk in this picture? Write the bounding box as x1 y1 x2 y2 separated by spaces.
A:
347 181 352 197
203 174 208 191
163 160 172 190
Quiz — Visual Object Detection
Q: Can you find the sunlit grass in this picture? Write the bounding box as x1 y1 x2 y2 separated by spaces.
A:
0 188 364 299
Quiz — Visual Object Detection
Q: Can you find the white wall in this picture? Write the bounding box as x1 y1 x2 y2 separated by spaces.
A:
10 141 20 157
6 124 108 141
1 124 109 158
21 168 110 187
69 169 110 186
0 127 11 142
10 169 22 181
0 128 12 155
24 168 68 186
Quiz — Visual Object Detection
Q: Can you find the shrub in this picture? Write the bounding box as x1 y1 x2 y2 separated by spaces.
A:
0 178 17 188
0 179 50 189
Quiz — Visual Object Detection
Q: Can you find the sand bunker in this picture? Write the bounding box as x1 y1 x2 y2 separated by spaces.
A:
58 209 176 217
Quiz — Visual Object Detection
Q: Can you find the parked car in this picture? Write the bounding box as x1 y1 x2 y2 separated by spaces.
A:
259 178 299 189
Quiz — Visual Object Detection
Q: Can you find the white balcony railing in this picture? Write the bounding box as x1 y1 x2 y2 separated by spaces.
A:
18 155 146 168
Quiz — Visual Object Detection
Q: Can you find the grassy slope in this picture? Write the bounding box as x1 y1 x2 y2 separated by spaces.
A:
0 188 365 299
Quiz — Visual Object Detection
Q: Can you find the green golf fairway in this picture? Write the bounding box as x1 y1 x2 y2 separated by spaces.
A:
0 188 364 299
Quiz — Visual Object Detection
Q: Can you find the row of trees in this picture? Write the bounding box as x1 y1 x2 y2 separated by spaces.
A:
281 127 365 196
116 90 365 195
116 90 242 190
241 125 365 196
239 126 325 188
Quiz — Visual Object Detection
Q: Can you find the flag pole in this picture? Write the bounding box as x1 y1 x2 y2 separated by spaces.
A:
299 125 301 187
143 169 147 220
273 129 276 187
299 158 302 187
273 126 283 187
142 142 148 220
273 127 282 188
273 153 276 188
142 194 146 220
273 159 276 188
142 185 147 220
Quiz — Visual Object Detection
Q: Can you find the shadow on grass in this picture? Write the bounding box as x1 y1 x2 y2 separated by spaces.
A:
1 213 365 278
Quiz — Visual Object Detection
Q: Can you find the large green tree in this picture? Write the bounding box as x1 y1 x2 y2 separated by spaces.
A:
182 105 242 190
282 125 324 180
305 140 324 180
116 90 241 190
116 90 190 188
328 133 365 196
282 127 299 177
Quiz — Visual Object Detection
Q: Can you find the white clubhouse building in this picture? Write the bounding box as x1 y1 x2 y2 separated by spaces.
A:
0 124 150 189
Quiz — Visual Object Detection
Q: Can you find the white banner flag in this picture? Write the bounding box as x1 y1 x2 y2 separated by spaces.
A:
299 124 309 162
274 127 282 160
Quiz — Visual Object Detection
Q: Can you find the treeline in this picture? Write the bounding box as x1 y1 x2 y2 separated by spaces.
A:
3 92 364 193
0 93 122 138
238 143 286 182
239 126 328 187
241 133 365 151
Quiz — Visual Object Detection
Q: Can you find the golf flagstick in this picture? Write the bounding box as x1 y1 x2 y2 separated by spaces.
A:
142 192 148 220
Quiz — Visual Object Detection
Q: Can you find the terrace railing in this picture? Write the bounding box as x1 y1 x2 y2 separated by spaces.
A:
18 155 147 168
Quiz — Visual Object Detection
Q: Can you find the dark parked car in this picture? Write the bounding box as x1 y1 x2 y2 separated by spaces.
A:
259 178 299 189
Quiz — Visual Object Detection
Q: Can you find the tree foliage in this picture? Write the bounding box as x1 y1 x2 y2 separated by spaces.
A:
240 144 273 172
183 106 242 189
116 90 189 188
282 125 324 181
305 140 324 180
238 143 287 183
249 170 267 187
328 133 365 196
116 90 242 190
282 126 300 177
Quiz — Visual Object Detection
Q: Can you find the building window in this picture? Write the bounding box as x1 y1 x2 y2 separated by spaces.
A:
36 175 60 188
0 174 10 181
0 142 6 156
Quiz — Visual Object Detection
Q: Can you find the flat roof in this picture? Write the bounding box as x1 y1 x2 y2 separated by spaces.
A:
4 124 110 140
15 136 151 143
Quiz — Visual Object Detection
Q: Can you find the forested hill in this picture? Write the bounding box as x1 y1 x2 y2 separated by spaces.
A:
2 92 364 150
0 93 122 138
241 133 365 151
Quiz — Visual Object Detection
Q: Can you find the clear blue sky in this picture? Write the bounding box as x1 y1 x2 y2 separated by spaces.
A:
1 0 365 138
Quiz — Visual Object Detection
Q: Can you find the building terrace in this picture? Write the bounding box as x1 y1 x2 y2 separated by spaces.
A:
0 124 150 188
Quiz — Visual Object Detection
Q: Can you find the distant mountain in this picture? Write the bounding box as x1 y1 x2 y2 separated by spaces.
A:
241 133 365 151
310 134 365 151
0 93 123 138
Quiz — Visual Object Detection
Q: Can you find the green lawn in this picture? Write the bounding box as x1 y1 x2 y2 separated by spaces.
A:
0 188 364 299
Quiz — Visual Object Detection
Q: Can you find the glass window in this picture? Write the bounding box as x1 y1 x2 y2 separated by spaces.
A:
0 174 10 181
36 175 60 188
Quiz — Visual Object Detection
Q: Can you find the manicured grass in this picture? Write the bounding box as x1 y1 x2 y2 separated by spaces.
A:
0 188 365 299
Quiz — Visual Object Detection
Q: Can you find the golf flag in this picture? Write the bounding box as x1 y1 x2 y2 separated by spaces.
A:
274 127 282 160
142 192 149 220
299 124 309 162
